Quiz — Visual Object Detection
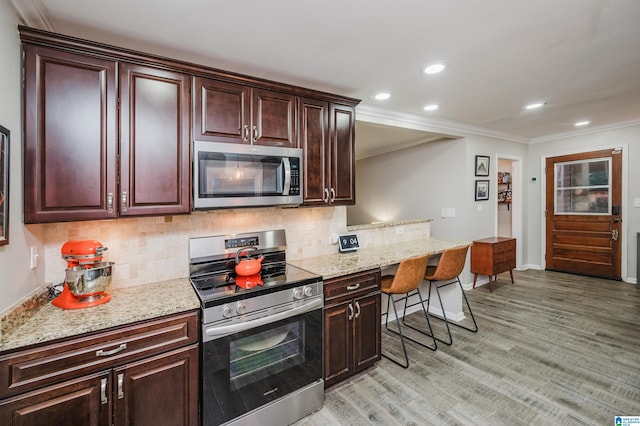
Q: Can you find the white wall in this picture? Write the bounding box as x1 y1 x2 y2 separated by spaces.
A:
526 124 640 280
348 133 528 284
0 1 45 314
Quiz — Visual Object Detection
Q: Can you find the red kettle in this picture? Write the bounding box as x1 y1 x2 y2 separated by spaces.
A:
235 247 264 276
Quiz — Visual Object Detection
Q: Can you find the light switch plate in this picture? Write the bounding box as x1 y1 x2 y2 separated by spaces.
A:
634 198 640 208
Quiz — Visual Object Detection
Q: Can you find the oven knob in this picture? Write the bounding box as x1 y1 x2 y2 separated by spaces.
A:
222 305 232 318
236 302 246 315
303 286 314 297
293 288 304 300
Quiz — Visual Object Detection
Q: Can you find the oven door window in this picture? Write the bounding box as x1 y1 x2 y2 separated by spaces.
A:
202 309 322 425
198 152 284 198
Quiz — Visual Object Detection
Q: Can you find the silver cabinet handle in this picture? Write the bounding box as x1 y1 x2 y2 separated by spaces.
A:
330 187 336 203
355 301 361 318
100 378 108 405
107 192 113 213
612 229 619 241
323 188 329 203
252 125 258 141
348 303 354 320
121 191 127 211
96 343 127 357
117 373 124 399
243 125 250 141
346 283 360 291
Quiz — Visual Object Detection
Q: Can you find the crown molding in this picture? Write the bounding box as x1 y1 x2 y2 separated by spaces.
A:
10 0 56 31
356 105 530 144
530 119 640 144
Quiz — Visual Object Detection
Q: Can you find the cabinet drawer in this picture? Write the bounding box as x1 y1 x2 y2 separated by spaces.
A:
494 239 516 254
494 260 516 274
325 270 381 303
494 250 514 263
0 310 198 399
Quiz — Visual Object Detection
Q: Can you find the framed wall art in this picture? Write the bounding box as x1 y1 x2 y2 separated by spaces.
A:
475 180 489 201
475 155 490 176
0 124 8 246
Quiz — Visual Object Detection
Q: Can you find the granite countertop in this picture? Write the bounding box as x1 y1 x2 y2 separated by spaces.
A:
0 278 200 353
288 237 470 280
346 218 433 232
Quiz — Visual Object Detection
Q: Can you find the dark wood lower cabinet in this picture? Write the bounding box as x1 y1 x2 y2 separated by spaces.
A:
0 311 199 426
0 371 111 426
323 270 381 388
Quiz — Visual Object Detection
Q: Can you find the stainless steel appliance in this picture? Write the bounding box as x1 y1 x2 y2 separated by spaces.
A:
189 230 323 426
193 141 303 209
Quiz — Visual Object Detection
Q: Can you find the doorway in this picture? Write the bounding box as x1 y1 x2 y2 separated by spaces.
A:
495 155 522 269
545 148 622 280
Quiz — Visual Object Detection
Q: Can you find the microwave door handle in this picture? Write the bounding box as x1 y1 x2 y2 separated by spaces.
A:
282 157 291 195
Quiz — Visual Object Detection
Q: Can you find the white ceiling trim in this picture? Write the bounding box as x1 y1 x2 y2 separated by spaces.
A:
11 0 56 31
357 105 529 145
530 119 640 144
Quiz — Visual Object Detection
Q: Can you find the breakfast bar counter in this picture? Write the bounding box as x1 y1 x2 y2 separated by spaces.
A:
288 237 470 279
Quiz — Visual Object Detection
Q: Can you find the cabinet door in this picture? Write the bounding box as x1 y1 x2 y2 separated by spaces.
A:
23 45 117 223
299 97 329 206
192 77 250 144
114 345 198 426
120 64 191 216
329 104 356 205
251 88 296 147
0 371 111 426
323 300 353 388
353 292 381 371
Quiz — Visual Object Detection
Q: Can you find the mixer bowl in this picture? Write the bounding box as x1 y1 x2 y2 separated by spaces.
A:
65 262 114 297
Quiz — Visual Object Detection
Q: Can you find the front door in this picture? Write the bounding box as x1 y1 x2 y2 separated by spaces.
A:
545 148 622 279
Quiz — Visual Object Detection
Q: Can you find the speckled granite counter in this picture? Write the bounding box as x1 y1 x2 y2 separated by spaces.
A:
0 278 200 353
288 237 470 279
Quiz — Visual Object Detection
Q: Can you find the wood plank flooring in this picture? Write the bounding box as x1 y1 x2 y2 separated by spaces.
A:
295 269 640 425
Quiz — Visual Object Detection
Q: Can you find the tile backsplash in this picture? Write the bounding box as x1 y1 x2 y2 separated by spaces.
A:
40 207 430 290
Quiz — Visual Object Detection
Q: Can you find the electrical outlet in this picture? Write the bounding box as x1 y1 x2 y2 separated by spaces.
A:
396 227 404 235
30 246 39 269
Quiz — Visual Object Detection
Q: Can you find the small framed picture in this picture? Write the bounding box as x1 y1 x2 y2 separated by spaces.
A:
475 180 489 201
475 155 490 176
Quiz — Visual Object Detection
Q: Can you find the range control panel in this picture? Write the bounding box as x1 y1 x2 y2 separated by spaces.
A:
225 236 259 249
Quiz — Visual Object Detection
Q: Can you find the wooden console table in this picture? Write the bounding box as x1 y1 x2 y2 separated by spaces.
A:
471 237 516 292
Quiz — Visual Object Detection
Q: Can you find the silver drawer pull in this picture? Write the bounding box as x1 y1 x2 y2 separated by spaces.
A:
346 283 360 291
96 343 127 357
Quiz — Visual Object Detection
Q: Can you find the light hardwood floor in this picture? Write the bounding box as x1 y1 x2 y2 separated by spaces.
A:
296 269 640 425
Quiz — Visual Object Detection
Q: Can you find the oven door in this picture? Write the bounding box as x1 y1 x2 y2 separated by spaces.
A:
201 307 322 425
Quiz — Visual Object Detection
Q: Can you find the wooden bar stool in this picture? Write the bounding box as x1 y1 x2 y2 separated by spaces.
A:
424 245 478 345
381 254 437 368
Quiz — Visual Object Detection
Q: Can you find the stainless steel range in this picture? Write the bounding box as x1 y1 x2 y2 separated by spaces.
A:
189 229 324 426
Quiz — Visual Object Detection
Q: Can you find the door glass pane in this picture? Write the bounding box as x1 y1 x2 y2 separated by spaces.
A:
555 158 610 214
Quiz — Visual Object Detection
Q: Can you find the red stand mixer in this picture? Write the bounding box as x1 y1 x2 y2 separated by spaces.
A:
52 240 115 309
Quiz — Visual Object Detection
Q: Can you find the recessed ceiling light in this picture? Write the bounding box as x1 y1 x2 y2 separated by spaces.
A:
424 104 439 111
424 63 446 75
373 92 391 100
525 102 544 110
574 120 590 127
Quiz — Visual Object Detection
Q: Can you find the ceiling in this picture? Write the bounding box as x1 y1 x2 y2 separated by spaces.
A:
11 0 640 158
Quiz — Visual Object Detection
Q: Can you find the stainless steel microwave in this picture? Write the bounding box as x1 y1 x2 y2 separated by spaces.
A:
193 141 303 209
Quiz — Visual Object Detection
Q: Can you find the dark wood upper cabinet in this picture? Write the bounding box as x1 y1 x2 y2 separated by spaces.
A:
300 100 355 206
120 64 191 216
23 45 118 223
193 77 296 147
20 26 359 222
329 104 356 205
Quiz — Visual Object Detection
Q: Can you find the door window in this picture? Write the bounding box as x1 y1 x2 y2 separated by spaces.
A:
554 158 610 215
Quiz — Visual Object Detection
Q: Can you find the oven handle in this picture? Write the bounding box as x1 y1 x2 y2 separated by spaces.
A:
203 298 322 341
282 157 291 195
